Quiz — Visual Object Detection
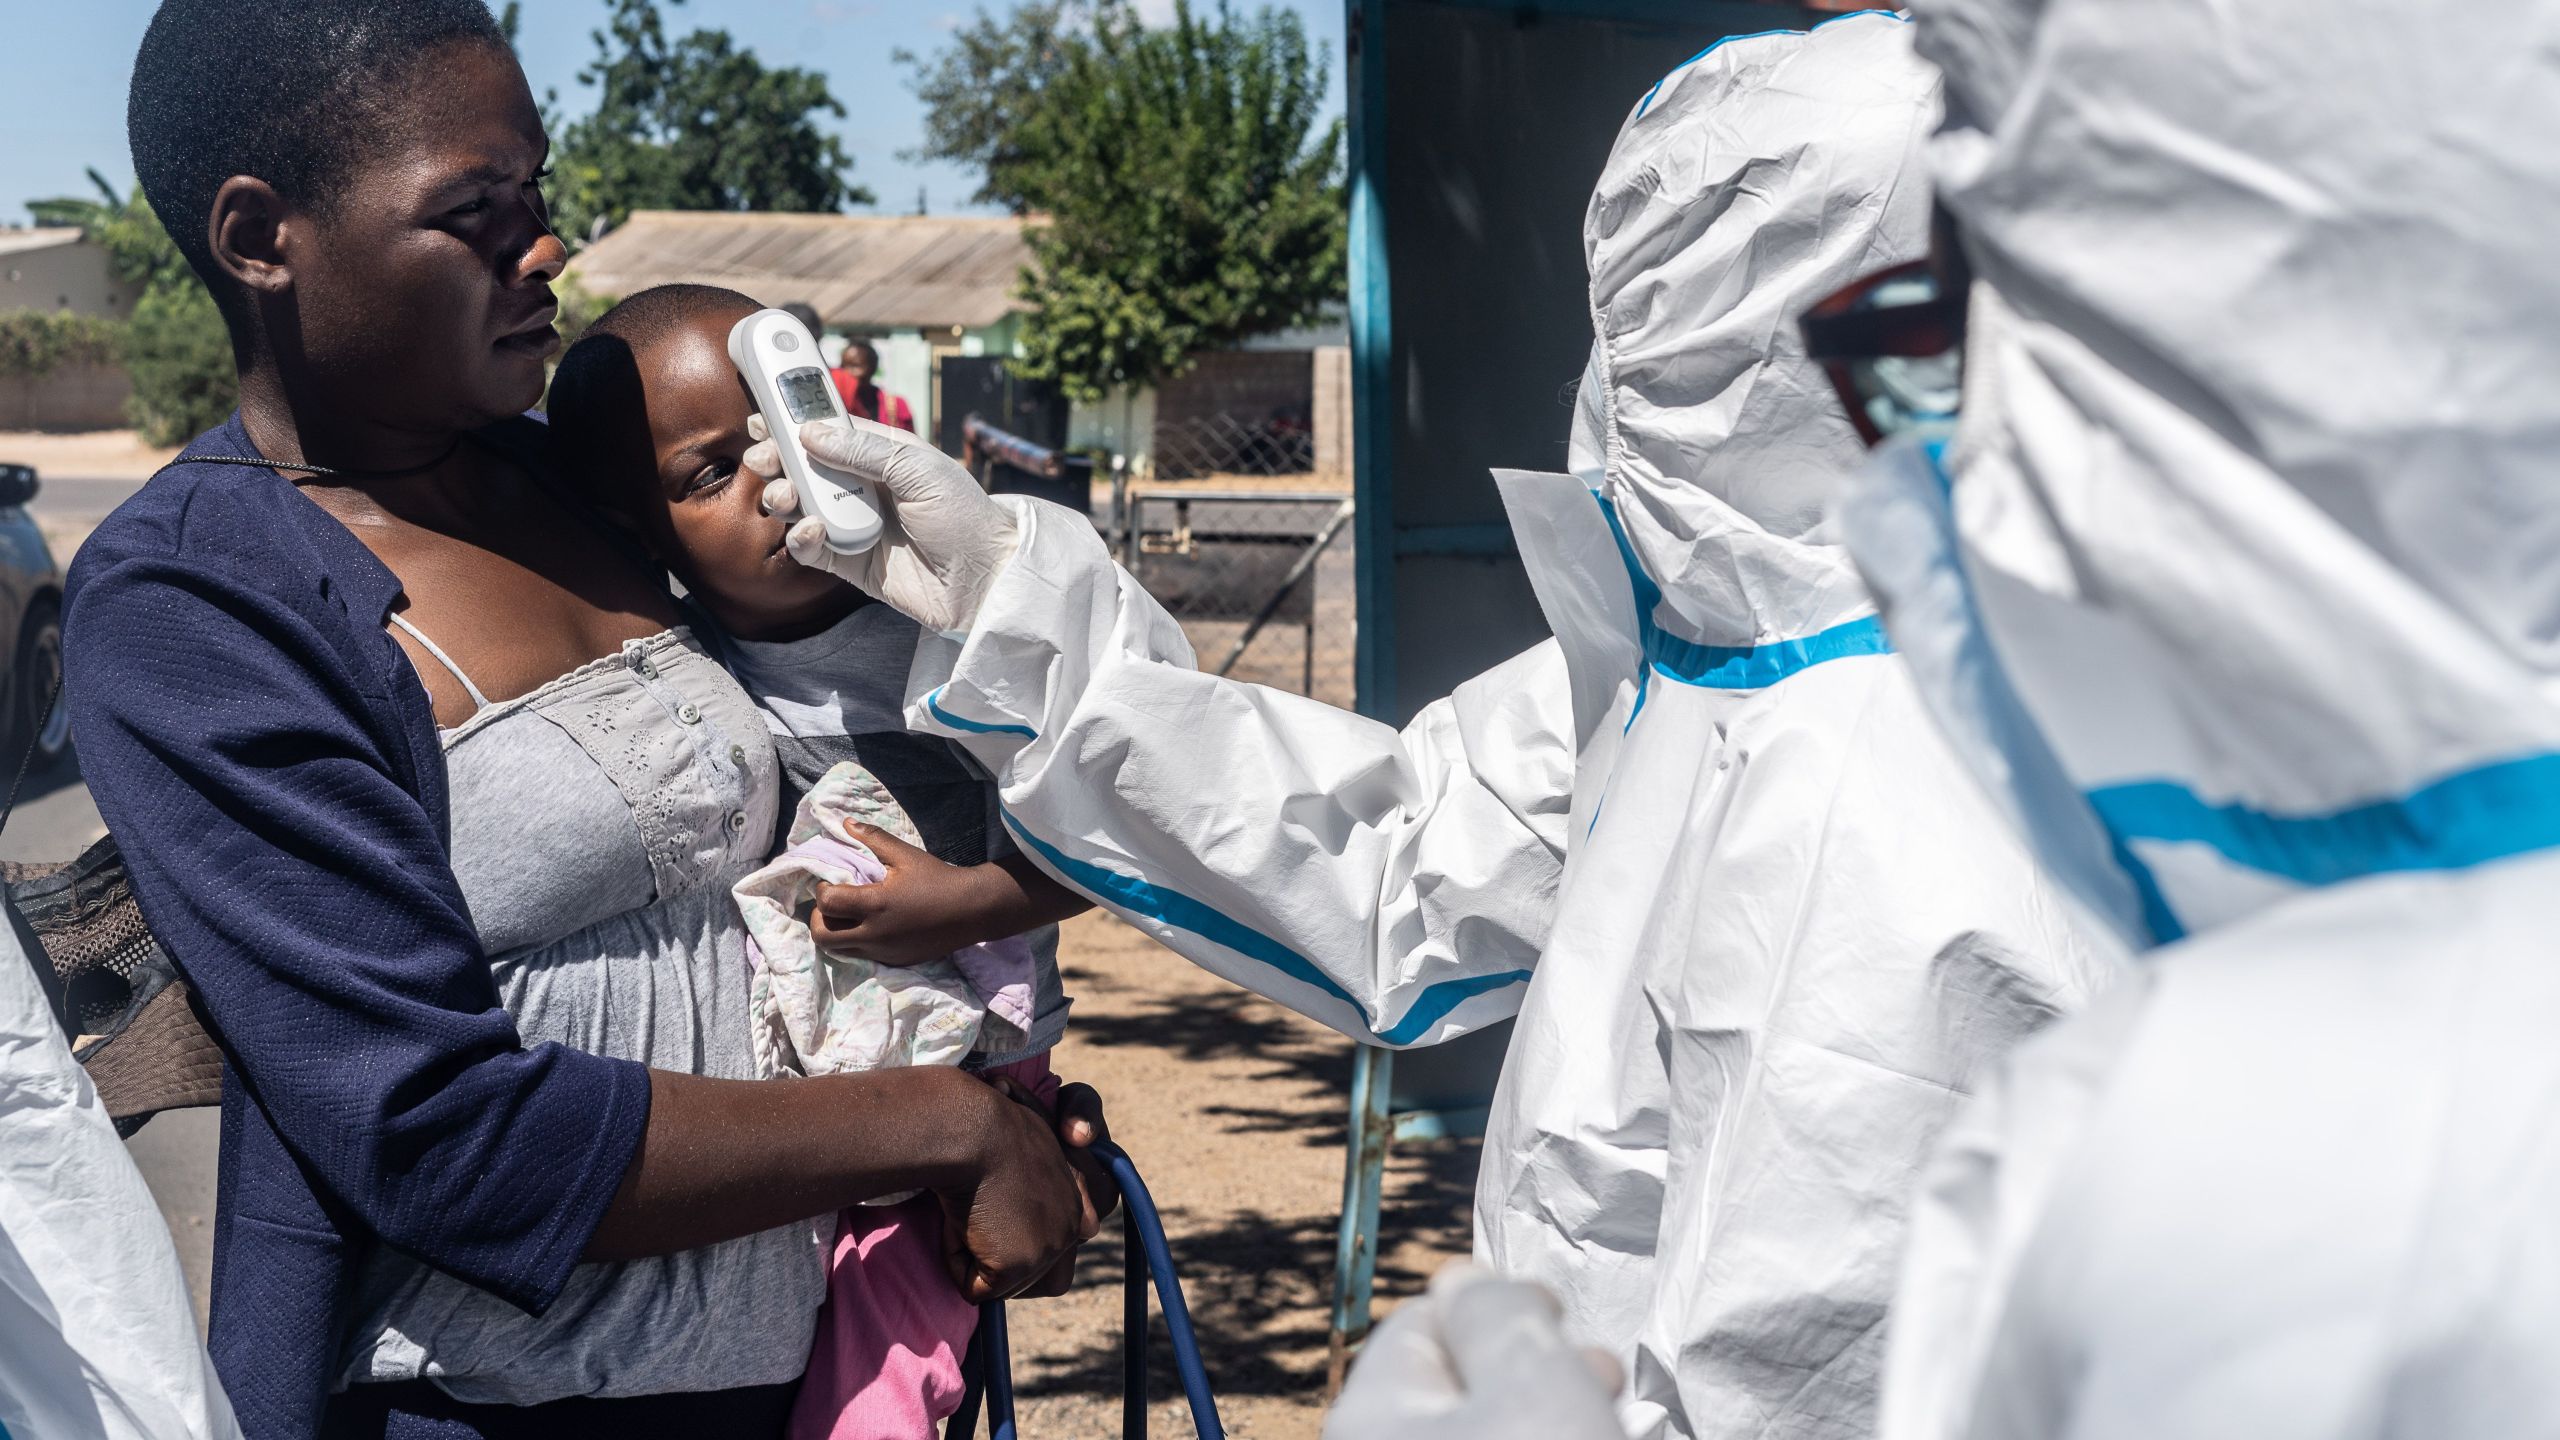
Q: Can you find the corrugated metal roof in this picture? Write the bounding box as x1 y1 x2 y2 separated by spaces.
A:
564 211 1038 330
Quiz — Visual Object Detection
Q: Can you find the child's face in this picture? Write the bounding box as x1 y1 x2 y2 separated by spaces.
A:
624 308 859 639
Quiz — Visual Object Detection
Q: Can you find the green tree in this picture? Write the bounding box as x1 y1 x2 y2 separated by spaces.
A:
121 278 237 445
540 0 872 245
907 1 1346 402
25 171 236 444
897 0 1103 214
28 169 194 292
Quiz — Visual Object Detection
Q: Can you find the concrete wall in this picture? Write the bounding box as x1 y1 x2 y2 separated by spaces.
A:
1313 345 1351 477
1068 384 1157 468
0 364 131 431
0 237 135 319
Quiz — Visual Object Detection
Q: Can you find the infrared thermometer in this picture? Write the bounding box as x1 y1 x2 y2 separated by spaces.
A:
728 308 884 554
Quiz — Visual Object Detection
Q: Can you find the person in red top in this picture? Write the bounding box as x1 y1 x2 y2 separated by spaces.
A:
831 338 916 433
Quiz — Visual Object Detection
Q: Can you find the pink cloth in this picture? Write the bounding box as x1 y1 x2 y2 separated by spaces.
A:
789 1054 1059 1440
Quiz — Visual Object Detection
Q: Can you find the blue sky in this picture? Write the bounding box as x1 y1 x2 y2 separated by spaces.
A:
0 0 1346 226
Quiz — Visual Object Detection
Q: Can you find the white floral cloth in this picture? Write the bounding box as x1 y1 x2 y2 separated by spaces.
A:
736 762 1037 1095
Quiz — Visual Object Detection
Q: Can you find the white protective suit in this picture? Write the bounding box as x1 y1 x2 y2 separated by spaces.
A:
0 922 238 1440
902 14 2114 1437
1838 1 2560 1436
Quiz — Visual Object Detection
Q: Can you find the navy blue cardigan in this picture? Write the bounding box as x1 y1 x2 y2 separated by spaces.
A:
63 416 652 1437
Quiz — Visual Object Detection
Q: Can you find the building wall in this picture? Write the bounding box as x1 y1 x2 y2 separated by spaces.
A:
0 364 132 431
0 237 134 318
1067 384 1157 469
1313 345 1351 477
872 332 935 440
1152 350 1313 431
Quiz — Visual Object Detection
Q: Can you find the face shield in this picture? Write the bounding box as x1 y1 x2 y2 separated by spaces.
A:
1800 209 1972 450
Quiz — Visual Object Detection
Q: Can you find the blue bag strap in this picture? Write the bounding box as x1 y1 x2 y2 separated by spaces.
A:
947 1141 1224 1439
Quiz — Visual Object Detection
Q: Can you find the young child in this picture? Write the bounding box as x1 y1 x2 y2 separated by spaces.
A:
548 284 1092 1440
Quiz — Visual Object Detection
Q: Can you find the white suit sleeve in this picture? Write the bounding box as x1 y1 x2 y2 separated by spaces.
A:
908 498 1573 1047
0 929 239 1440
1877 975 2153 1440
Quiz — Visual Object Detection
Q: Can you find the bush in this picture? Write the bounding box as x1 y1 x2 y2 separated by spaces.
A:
0 310 124 380
555 278 618 352
24 176 238 445
123 281 237 447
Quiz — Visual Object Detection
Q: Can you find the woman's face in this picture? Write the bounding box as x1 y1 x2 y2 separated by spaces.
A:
282 41 565 432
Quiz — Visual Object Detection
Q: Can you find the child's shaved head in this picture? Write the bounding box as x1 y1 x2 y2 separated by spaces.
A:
570 284 762 364
549 284 760 503
547 284 857 641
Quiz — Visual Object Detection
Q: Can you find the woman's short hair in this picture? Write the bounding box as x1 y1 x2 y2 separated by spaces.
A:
128 0 511 303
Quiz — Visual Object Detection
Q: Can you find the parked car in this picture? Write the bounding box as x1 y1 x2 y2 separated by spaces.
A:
0 464 66 773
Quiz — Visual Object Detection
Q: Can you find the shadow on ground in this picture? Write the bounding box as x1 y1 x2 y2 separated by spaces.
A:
1006 929 1482 1434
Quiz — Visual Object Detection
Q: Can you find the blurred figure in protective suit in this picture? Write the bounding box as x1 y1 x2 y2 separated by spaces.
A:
1821 1 2560 1436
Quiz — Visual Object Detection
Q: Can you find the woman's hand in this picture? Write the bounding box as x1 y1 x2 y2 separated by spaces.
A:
935 1076 1103 1303
984 1075 1121 1298
814 823 1094 966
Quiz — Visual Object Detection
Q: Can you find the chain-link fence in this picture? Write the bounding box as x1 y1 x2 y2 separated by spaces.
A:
1151 413 1319 480
1106 483 1357 709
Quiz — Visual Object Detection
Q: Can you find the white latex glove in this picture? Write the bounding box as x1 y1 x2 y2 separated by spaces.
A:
1323 1263 1627 1440
744 413 1022 635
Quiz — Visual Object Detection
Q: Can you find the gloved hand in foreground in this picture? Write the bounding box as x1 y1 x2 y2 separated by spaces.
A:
1323 1262 1627 1440
744 413 1021 634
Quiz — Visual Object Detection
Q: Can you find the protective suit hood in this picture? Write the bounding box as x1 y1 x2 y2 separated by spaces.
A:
1574 10 1935 649
1846 0 2560 949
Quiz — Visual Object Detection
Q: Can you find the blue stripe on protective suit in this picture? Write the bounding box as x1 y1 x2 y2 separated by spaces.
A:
2089 751 2560 899
1648 615 1895 689
924 684 1037 738
1594 491 1892 692
999 814 1529 1045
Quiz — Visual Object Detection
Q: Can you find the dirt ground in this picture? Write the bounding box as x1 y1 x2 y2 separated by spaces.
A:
1006 909 1479 1439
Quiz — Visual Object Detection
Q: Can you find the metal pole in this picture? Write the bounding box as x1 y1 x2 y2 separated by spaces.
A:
1123 1205 1150 1439
1348 0 1395 724
1328 1043 1395 1395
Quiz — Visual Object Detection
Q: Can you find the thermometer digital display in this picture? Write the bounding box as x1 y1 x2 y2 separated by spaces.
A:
727 309 884 555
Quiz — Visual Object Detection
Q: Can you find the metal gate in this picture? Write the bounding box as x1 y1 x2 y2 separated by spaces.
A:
1111 483 1355 702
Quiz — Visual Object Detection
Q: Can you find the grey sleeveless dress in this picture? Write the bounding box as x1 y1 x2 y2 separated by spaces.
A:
336 621 827 1404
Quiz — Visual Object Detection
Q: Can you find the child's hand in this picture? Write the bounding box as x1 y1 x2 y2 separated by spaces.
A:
814 824 1090 965
811 823 1000 966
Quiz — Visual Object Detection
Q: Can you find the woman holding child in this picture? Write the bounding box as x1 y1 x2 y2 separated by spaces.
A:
66 3 1100 1436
